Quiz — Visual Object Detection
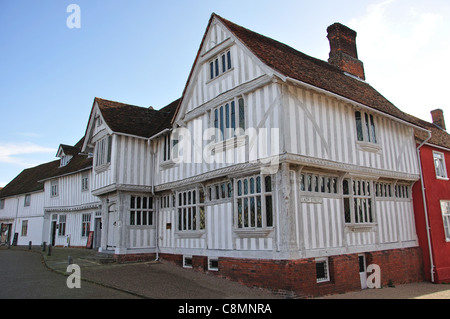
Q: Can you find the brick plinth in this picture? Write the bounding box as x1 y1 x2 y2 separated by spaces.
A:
159 247 424 298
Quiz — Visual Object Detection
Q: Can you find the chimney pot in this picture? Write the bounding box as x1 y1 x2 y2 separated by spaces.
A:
431 109 446 130
327 23 365 80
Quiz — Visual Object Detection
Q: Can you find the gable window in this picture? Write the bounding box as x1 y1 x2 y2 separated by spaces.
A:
60 155 72 167
213 97 245 142
209 50 232 80
177 188 205 232
441 201 450 241
95 135 112 168
343 179 374 224
355 111 377 143
235 174 273 229
24 194 31 207
81 173 89 191
433 151 448 179
130 196 154 226
51 180 59 197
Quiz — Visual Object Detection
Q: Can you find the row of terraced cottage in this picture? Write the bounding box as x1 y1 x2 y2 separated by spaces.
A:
1 14 450 297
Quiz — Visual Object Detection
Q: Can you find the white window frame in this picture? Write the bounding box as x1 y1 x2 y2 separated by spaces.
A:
433 151 448 179
21 220 28 237
209 50 232 80
58 215 66 236
81 173 89 192
129 195 154 226
51 180 59 198
176 188 205 232
234 174 273 230
355 110 377 144
183 255 193 268
208 257 219 271
315 257 330 283
212 97 245 143
81 213 91 237
441 201 450 242
95 135 112 169
24 194 31 207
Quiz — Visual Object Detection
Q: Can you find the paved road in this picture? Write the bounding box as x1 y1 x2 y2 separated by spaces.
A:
0 249 139 299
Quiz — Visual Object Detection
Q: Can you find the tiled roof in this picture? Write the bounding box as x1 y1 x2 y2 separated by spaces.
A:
405 114 450 150
214 14 412 124
95 97 178 138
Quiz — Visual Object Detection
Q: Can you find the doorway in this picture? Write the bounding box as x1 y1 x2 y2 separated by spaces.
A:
106 204 119 250
358 254 367 289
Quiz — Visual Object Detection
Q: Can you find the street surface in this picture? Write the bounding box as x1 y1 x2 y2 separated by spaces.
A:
0 249 139 299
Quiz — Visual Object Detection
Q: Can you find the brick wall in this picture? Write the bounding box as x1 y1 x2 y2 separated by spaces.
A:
159 247 424 298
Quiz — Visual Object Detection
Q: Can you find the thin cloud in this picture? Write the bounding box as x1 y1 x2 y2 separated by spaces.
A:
0 142 55 167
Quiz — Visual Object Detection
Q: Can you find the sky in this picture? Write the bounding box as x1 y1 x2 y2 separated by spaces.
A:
1 0 449 187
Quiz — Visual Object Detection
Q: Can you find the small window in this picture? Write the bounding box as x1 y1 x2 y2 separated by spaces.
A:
129 196 154 226
51 180 59 197
81 173 89 191
316 258 330 283
183 255 193 268
95 135 112 167
24 194 31 207
213 97 245 142
209 50 232 80
355 111 377 143
21 220 28 236
208 257 219 271
433 151 448 179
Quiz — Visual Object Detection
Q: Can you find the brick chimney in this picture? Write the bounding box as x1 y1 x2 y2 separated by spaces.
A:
327 23 365 80
431 109 446 130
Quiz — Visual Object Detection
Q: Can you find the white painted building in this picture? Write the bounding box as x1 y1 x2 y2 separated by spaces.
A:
1 14 431 295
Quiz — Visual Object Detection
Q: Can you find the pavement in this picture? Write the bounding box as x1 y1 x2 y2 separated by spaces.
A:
3 245 450 299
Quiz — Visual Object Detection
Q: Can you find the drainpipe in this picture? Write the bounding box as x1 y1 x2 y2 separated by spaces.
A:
416 130 434 282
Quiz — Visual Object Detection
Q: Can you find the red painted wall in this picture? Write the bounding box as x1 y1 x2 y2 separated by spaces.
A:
413 144 450 283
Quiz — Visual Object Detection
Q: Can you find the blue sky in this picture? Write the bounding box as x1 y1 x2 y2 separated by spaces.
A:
1 0 449 187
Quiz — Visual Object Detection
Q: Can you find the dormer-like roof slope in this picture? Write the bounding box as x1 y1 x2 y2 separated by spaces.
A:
95 97 173 138
174 13 418 127
0 160 59 198
406 114 450 150
215 14 411 122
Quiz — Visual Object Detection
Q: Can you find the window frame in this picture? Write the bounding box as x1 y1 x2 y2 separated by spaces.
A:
441 201 450 242
355 110 377 144
21 220 28 237
51 180 59 198
95 135 112 169
176 187 205 233
343 178 375 225
212 97 245 143
433 151 448 180
58 214 66 236
234 174 273 231
129 195 154 227
81 173 89 192
315 257 330 283
24 194 31 207
209 50 232 80
81 213 91 237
